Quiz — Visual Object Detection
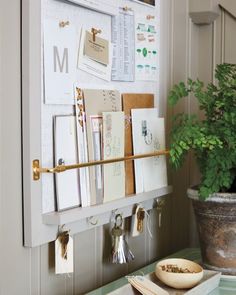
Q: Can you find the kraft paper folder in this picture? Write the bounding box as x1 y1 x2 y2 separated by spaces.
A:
122 93 154 195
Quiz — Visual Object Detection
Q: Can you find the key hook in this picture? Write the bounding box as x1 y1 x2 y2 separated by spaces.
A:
115 214 123 228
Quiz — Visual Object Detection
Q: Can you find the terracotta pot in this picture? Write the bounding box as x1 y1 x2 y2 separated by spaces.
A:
188 187 236 275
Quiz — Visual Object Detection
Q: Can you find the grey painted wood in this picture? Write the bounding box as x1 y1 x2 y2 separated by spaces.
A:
224 11 236 63
74 229 99 294
43 187 172 226
22 0 60 248
0 0 31 294
102 223 128 286
189 0 220 14
169 0 192 253
31 247 41 295
189 11 219 25
40 243 74 295
219 0 236 18
148 197 172 261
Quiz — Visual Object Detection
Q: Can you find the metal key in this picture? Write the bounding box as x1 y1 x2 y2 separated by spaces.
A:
58 231 70 260
137 208 145 233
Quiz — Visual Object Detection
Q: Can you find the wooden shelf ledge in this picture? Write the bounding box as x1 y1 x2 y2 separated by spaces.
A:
42 186 172 226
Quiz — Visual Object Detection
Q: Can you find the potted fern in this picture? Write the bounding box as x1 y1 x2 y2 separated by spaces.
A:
168 63 236 275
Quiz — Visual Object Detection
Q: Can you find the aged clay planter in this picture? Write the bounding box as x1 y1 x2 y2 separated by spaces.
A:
188 187 236 275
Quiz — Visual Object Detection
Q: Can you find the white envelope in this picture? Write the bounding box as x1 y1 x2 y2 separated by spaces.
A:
131 109 167 193
103 111 125 202
54 115 81 210
44 20 77 104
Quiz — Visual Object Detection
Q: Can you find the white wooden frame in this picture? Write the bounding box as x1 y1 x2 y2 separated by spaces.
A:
22 0 171 247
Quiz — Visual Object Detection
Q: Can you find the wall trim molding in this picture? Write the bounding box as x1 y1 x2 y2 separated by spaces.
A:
189 11 219 25
219 0 236 19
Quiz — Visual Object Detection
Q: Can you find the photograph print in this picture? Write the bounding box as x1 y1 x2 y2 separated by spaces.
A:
132 0 155 7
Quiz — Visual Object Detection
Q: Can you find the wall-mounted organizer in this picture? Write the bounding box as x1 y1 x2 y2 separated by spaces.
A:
22 0 172 247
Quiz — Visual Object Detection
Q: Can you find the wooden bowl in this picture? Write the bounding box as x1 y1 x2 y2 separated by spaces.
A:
155 258 203 289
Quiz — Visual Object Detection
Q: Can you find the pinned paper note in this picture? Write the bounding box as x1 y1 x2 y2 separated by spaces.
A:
78 28 112 81
84 31 109 65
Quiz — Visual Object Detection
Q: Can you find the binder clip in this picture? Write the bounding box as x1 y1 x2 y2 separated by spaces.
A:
146 15 155 20
91 27 102 42
59 21 70 28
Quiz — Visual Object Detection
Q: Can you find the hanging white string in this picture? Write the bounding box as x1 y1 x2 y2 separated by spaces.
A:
144 208 153 239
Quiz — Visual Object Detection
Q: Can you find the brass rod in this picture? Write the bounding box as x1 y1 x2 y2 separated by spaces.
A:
33 150 169 180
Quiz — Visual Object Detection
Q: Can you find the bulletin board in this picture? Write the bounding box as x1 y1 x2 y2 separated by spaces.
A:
22 0 170 247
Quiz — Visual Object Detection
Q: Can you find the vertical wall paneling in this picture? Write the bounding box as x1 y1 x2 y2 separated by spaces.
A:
169 0 191 253
102 223 128 286
30 247 41 295
74 229 98 294
188 19 200 247
224 11 236 63
40 242 73 295
0 0 31 294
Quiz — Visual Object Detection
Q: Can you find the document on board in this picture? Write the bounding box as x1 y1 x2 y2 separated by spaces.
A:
78 29 113 81
59 0 118 16
54 115 81 211
135 14 158 81
83 89 122 205
74 86 91 207
44 19 77 104
111 7 135 81
131 109 167 193
131 0 156 7
103 111 125 202
122 93 154 195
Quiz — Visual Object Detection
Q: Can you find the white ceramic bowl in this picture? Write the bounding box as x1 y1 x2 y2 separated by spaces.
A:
155 258 203 289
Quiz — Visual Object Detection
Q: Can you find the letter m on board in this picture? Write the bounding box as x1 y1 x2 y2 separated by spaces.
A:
53 46 69 73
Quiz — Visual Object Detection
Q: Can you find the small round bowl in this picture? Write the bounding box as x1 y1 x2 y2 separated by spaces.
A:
155 258 203 289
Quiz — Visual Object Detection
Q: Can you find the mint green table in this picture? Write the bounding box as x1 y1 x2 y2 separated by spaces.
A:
87 248 236 295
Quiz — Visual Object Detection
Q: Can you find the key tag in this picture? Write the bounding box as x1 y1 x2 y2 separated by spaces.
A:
55 229 74 274
131 204 144 237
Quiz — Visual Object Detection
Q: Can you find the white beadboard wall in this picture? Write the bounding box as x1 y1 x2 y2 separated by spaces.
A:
1 0 236 294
